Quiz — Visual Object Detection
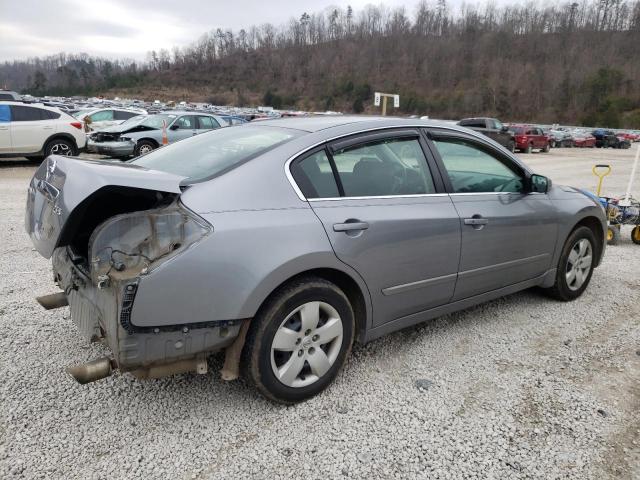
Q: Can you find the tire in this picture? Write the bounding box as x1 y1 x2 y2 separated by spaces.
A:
44 138 76 157
550 140 557 148
542 143 550 153
631 226 640 245
507 140 515 153
607 225 621 246
525 143 533 154
543 226 597 301
242 276 355 404
134 140 157 156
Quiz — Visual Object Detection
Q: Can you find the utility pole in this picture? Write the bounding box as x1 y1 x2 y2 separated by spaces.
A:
374 92 400 116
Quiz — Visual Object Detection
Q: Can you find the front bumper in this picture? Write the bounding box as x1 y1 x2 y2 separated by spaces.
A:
87 139 136 157
52 247 241 371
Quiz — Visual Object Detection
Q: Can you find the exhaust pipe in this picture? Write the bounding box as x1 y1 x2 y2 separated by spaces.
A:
36 292 68 310
67 357 113 384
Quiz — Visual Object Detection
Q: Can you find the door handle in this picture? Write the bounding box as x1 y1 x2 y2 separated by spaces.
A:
464 215 488 230
333 221 369 232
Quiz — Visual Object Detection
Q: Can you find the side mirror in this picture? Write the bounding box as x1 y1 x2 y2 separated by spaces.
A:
169 124 180 131
501 125 509 132
529 174 551 193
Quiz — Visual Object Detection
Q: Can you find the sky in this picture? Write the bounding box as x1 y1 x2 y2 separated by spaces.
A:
0 0 445 62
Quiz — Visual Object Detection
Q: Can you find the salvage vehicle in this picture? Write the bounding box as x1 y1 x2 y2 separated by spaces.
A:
26 116 606 403
73 107 148 132
572 130 597 148
457 117 515 152
546 128 574 148
508 125 551 153
87 112 227 158
592 129 630 149
0 101 86 161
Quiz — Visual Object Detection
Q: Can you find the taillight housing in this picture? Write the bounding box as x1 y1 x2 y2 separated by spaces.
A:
70 122 83 130
89 201 212 285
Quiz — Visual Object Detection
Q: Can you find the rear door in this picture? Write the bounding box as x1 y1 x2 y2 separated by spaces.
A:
427 130 557 300
291 129 461 326
0 104 11 153
196 115 220 133
9 105 52 152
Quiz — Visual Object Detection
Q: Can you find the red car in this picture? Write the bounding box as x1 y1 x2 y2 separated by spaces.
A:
573 133 596 148
508 125 550 153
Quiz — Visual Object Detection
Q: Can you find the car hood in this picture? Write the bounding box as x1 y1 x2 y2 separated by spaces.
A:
25 155 186 258
96 123 160 135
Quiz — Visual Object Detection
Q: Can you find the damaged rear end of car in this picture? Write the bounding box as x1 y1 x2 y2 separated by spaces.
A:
26 156 242 383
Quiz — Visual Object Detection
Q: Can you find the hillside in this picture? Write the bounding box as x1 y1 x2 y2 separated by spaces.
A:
2 1 640 127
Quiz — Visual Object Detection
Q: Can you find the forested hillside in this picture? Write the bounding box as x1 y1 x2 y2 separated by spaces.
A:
2 0 640 127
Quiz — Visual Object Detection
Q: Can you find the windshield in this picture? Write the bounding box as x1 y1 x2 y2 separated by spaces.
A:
131 125 302 182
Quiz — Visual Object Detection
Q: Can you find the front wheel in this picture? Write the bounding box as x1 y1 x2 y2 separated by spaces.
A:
525 143 533 154
631 226 640 245
543 226 597 301
134 140 157 156
242 277 355 404
607 225 621 245
542 143 550 153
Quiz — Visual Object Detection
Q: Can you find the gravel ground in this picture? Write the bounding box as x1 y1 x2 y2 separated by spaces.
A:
1 147 639 479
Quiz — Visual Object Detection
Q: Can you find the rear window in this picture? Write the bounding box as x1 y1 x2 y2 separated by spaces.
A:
131 125 302 183
10 105 59 121
509 126 524 134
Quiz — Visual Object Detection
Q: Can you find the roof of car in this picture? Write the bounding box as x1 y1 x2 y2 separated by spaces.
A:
254 115 471 133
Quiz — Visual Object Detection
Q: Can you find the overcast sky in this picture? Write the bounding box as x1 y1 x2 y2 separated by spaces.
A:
0 0 441 62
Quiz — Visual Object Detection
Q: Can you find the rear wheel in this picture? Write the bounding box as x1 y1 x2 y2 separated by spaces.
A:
607 225 621 245
542 143 550 153
242 277 355 404
45 138 76 157
507 140 515 153
631 226 640 245
543 226 596 301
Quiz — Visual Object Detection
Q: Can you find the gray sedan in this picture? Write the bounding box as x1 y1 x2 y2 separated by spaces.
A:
86 111 227 158
26 117 606 403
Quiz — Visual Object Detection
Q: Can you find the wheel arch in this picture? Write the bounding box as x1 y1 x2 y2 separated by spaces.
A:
250 267 371 343
137 137 160 148
43 133 78 154
571 215 605 267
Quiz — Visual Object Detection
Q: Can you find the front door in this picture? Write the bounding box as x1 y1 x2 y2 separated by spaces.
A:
290 130 461 326
168 115 198 142
428 132 558 301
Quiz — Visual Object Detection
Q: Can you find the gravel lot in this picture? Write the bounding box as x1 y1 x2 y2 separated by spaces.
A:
1 147 639 479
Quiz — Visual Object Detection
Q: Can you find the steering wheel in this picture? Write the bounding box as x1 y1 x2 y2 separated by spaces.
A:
388 162 407 194
495 177 522 192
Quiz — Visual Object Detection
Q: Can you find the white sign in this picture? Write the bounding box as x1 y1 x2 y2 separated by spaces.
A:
393 94 400 108
374 92 381 107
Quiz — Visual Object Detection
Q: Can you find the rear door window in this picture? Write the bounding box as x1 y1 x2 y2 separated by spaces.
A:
10 105 45 121
197 116 220 130
332 137 436 197
291 150 340 199
114 110 139 121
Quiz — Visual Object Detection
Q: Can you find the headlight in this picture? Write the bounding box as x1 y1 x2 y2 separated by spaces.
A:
89 202 211 285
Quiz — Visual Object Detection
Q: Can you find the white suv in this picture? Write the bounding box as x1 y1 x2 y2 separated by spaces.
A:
0 101 87 161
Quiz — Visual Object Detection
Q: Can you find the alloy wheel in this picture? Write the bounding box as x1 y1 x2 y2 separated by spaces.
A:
270 301 343 388
50 143 72 156
139 145 152 154
565 239 593 291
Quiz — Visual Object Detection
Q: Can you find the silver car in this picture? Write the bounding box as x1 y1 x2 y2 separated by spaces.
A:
86 112 227 158
26 117 606 403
